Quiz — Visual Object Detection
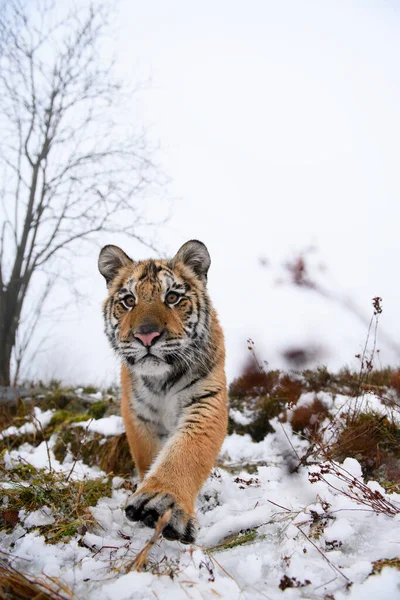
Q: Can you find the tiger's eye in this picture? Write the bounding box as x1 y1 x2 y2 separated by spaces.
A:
121 295 135 308
166 291 180 305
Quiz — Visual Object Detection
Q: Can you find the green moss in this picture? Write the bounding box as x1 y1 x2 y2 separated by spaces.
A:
88 401 108 420
0 406 89 456
49 379 62 390
52 426 89 463
50 410 90 429
82 477 113 505
0 457 112 543
46 520 85 542
82 385 98 395
208 529 258 552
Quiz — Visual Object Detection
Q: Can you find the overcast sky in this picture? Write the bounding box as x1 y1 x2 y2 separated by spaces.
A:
32 0 400 386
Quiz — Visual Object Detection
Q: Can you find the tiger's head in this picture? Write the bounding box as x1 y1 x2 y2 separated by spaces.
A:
99 240 214 380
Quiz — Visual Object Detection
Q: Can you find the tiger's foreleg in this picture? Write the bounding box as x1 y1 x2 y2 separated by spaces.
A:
124 390 228 543
121 384 161 480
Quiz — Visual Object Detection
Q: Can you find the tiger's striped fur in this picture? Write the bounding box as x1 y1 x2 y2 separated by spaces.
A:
98 240 227 542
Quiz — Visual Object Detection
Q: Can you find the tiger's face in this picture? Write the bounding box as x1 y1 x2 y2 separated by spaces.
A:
99 240 213 379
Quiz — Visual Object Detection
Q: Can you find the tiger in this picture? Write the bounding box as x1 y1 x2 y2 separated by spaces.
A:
98 240 227 543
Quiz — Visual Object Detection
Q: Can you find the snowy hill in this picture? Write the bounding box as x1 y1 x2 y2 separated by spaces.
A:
0 374 399 599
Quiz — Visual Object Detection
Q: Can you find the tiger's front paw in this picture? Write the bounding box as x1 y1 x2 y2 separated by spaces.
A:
125 489 197 544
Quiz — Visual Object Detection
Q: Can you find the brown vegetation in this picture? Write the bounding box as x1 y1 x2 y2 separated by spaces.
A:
290 398 330 436
229 365 302 441
332 412 400 481
53 428 133 476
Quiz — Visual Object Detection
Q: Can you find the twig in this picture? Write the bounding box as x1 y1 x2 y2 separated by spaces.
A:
267 499 291 512
279 421 301 461
31 411 52 473
124 509 172 572
65 418 94 481
296 525 350 581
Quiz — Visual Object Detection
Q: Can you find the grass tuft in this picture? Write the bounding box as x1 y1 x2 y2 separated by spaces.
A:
207 529 258 552
0 458 112 543
53 427 133 476
372 557 400 574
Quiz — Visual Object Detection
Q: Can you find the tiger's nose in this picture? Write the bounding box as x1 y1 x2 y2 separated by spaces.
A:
134 324 162 347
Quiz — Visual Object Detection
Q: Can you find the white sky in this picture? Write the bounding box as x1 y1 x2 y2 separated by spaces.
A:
33 0 400 385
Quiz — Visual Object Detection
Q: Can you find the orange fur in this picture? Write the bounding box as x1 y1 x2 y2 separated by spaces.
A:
121 314 227 504
99 241 228 541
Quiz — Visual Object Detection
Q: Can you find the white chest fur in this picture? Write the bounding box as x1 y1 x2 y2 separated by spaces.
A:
130 375 194 438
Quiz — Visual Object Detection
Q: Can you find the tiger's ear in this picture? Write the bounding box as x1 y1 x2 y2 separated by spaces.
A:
98 245 133 286
173 240 211 282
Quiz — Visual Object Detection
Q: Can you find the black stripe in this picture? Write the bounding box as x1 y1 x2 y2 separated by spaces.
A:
191 292 201 339
141 376 161 394
188 406 214 416
136 413 155 425
183 419 201 426
148 261 158 280
179 376 202 392
162 364 186 390
185 303 193 319
188 389 221 406
135 391 158 413
163 341 183 349
138 264 150 281
203 295 211 330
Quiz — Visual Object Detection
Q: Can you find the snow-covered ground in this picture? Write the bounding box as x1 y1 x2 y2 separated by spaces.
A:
1 395 400 600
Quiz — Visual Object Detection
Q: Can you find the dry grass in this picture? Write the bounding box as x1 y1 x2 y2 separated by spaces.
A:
53 428 133 476
229 366 302 441
207 529 258 553
0 558 72 600
332 412 400 480
290 398 330 436
0 389 133 478
228 358 400 489
372 557 400 574
0 459 112 543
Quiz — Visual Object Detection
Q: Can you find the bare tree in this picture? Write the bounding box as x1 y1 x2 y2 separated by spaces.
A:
0 1 163 385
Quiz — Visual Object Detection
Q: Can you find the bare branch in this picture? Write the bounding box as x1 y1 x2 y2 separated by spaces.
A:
0 0 166 384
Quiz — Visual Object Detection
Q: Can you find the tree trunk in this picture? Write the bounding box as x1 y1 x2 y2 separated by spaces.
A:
0 287 23 386
0 336 12 386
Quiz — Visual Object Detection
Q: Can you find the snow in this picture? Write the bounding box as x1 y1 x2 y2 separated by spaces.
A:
4 436 106 480
236 553 263 586
229 408 253 425
342 457 363 479
20 506 55 528
1 403 400 599
0 406 54 440
336 568 400 600
73 415 125 436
